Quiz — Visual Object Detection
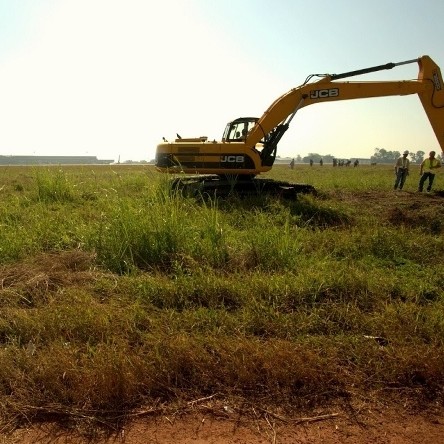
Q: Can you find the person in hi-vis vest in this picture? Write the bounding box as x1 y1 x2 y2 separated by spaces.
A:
418 151 442 192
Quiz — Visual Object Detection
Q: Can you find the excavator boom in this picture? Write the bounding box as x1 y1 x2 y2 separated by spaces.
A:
246 56 443 159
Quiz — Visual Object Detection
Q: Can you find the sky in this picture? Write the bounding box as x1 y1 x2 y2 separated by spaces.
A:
0 0 443 162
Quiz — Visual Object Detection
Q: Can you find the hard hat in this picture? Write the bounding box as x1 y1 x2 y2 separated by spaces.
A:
403 150 409 155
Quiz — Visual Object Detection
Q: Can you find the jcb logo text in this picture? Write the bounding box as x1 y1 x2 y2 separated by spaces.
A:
221 155 244 163
310 88 339 99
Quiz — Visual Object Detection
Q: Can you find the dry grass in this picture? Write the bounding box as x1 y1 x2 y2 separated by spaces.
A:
1 165 444 435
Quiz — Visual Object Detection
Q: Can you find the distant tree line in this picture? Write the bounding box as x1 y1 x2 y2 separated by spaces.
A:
286 148 442 165
370 148 428 164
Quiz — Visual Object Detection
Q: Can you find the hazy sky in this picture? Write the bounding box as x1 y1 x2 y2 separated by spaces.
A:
0 0 443 162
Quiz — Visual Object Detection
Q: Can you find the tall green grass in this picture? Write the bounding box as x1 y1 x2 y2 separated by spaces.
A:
0 164 444 432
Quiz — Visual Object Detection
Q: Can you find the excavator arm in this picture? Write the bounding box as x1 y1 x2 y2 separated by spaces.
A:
247 55 444 167
155 55 444 177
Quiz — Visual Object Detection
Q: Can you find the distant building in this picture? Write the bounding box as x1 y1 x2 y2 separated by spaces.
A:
0 156 114 165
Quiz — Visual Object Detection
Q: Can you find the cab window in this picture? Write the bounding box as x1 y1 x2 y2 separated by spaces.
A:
223 119 257 141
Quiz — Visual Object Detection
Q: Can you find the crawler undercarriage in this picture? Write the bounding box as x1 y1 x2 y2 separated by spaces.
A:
170 175 316 199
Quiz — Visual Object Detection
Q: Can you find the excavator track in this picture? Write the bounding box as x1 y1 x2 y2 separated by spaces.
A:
170 175 316 199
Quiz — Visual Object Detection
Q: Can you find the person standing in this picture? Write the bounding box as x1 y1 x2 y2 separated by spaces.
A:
418 151 442 192
394 150 410 190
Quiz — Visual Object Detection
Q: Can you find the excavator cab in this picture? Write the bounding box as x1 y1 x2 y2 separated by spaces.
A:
221 117 288 166
222 117 258 142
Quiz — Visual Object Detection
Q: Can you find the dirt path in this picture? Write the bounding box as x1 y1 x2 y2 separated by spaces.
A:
4 405 444 444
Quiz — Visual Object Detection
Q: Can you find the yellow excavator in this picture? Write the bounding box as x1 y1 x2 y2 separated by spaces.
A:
156 55 444 196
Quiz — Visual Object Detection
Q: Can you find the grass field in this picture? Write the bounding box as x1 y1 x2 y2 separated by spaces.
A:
0 163 444 433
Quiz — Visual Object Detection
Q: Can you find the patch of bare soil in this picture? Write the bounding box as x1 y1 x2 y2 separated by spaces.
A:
330 190 444 235
3 404 444 444
333 189 444 233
